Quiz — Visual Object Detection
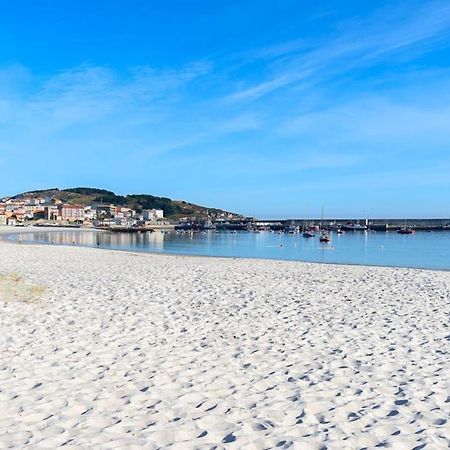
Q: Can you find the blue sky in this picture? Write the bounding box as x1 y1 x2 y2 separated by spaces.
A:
1 0 450 218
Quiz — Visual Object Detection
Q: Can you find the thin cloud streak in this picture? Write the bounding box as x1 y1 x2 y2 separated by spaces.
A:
225 1 450 103
1 1 450 216
281 98 450 144
0 62 262 166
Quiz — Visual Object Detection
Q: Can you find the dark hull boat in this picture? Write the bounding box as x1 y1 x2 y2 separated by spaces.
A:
319 208 331 242
319 231 331 242
398 227 414 234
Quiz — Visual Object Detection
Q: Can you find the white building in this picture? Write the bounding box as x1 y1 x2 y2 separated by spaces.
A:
114 216 137 227
83 206 97 221
143 209 164 221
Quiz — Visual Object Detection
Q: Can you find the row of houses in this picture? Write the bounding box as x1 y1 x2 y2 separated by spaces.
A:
0 196 164 227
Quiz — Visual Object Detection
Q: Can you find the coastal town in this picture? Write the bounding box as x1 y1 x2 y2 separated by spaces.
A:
2 193 450 233
0 194 166 228
0 190 244 230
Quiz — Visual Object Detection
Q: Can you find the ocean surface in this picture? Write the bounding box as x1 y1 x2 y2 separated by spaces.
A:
5 228 450 270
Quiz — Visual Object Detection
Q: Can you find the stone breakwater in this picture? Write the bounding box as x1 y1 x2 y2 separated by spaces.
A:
0 237 449 449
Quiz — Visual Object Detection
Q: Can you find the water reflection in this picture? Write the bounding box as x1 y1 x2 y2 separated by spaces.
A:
6 229 450 270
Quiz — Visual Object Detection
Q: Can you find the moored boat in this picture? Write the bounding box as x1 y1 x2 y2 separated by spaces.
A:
319 207 331 242
398 227 414 234
301 216 315 237
286 225 300 234
341 223 368 231
319 231 331 242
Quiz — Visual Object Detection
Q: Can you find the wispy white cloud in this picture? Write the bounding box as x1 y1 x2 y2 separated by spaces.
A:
0 61 262 172
281 97 450 144
225 1 450 103
225 71 313 103
242 38 311 61
129 112 262 160
227 164 450 203
176 148 363 180
1 0 450 215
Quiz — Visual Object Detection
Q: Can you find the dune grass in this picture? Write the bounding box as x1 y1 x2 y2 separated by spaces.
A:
0 273 46 303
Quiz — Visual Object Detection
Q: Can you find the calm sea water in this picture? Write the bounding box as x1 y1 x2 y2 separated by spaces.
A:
5 229 450 270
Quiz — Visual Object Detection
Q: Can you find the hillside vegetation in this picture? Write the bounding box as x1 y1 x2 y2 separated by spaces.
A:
13 187 238 219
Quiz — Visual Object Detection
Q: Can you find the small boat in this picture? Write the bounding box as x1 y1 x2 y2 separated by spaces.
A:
301 219 315 237
341 222 368 231
286 224 300 234
319 231 331 242
337 228 343 234
319 208 331 242
398 220 414 234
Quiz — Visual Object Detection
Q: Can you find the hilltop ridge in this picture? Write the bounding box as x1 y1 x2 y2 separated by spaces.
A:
10 187 240 219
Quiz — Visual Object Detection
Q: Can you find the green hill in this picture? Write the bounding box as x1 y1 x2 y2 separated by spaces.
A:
13 187 239 219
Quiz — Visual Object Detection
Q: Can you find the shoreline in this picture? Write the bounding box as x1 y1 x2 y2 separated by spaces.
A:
1 226 450 273
1 236 449 448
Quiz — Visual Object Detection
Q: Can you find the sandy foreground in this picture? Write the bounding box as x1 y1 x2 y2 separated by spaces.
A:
0 231 449 449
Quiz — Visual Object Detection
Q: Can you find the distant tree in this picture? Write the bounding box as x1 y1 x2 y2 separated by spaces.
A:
66 187 116 196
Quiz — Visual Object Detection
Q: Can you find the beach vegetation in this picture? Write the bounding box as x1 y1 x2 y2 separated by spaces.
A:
0 273 47 303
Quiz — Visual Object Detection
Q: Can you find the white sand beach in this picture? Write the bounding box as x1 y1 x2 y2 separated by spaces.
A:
0 231 449 449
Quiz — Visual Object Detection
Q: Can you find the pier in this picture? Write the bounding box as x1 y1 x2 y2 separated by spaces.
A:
212 218 450 232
